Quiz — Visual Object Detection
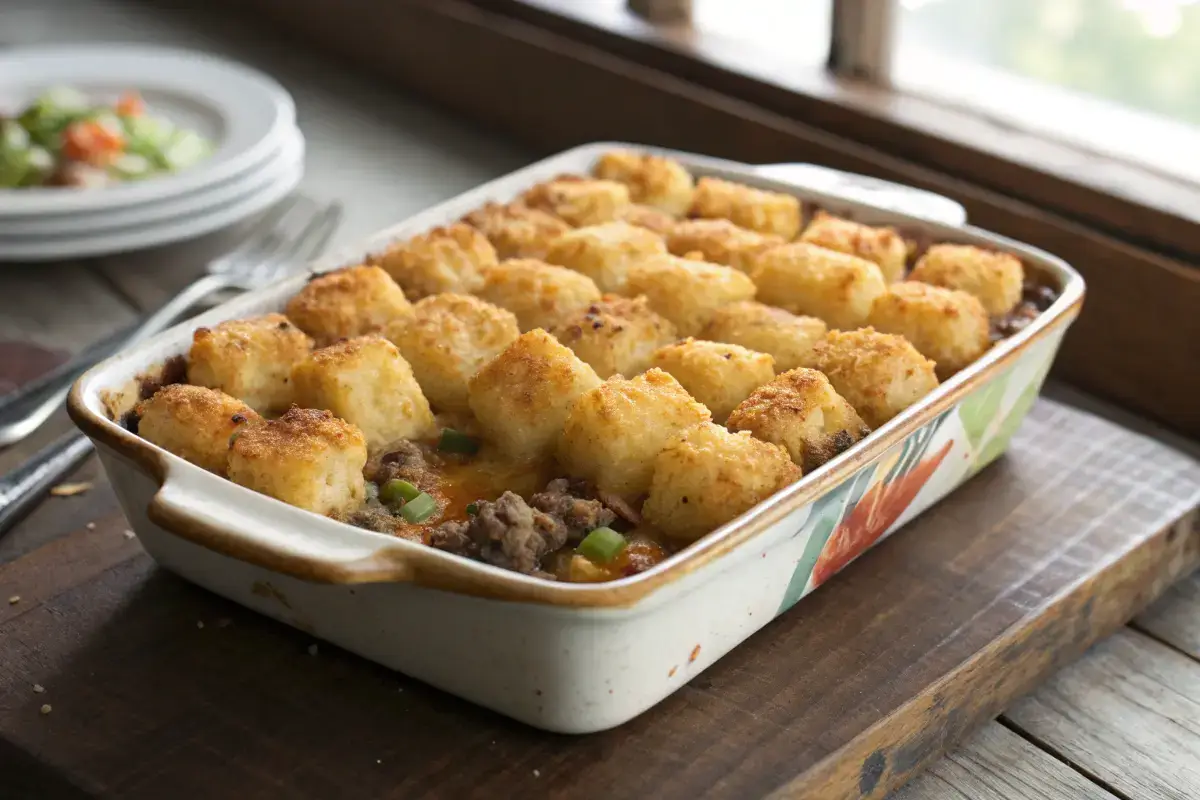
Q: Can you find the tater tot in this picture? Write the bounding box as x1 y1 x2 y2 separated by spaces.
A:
650 338 775 424
557 369 711 501
462 202 572 260
228 407 367 516
910 243 1024 316
543 221 666 293
625 253 756 337
285 265 412 346
468 329 602 462
666 218 784 274
291 335 435 451
615 203 678 235
593 150 695 216
868 282 990 379
373 223 496 300
643 423 799 541
806 328 938 429
700 301 827 372
387 293 520 413
521 175 631 227
476 258 602 333
551 294 677 378
689 176 801 239
750 242 886 330
800 210 908 283
187 313 313 414
136 385 261 475
726 368 869 472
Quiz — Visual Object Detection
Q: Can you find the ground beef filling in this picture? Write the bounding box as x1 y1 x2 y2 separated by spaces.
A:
429 479 618 577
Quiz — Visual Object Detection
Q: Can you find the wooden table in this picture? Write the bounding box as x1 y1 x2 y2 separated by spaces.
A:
2 2 1199 798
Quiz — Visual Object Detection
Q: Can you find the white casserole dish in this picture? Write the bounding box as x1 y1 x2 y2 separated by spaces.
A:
69 143 1084 734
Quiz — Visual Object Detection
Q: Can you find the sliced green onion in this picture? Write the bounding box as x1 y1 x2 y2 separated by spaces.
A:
466 503 479 516
438 427 480 455
578 527 627 564
380 479 421 506
399 492 438 523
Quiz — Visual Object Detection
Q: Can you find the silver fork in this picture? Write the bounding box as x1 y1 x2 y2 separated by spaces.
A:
0 196 342 448
0 196 343 537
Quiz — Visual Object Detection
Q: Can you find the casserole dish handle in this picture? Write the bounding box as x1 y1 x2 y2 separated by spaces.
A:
754 163 968 226
146 466 415 585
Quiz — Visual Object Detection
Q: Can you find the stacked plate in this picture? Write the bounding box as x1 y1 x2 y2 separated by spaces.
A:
0 46 304 261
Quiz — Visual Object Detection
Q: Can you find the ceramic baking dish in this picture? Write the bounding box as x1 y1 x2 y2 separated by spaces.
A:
68 142 1084 734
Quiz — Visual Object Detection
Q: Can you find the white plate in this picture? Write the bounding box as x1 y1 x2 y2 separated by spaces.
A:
0 45 294 217
0 162 304 261
0 127 304 237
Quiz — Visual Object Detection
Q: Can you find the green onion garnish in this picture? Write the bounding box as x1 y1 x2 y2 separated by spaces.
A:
438 428 480 455
578 527 627 564
399 492 438 523
380 479 421 506
466 503 479 516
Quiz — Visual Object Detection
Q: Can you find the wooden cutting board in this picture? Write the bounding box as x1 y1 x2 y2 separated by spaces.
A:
1 398 1197 800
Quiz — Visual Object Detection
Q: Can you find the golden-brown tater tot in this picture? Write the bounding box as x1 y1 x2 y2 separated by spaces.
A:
521 176 631 227
373 223 496 300
285 265 412 346
699 301 827 372
689 176 801 239
551 294 676 378
544 221 666 293
805 327 938 429
666 218 784 273
462 202 572 260
593 150 695 216
800 210 908 283
726 368 869 472
910 243 1024 316
868 282 990 379
644 423 799 541
650 338 775 424
625 253 756 337
750 242 885 330
476 258 602 333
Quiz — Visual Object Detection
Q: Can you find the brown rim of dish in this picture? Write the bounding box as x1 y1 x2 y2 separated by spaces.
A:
66 290 1082 609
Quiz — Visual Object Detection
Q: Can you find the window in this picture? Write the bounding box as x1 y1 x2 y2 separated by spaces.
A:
894 0 1200 180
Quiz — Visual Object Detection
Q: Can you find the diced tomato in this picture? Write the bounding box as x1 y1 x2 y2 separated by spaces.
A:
62 120 125 166
116 91 144 117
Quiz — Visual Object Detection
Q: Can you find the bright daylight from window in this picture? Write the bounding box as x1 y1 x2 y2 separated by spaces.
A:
896 0 1200 179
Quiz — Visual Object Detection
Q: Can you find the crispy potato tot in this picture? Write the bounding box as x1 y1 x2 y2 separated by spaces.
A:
468 329 602 462
800 210 908 283
285 265 412 345
644 423 799 541
868 282 990 379
910 243 1024 316
187 313 312 414
699 301 827 372
727 368 869 472
750 242 885 330
551 294 676 378
806 327 938 429
650 338 775 424
228 407 367 516
373 223 496 300
667 218 784 273
521 175 631 227
558 369 711 500
593 149 695 215
544 221 666 293
689 176 801 239
625 253 756 337
462 202 572 260
137 384 261 475
388 293 520 413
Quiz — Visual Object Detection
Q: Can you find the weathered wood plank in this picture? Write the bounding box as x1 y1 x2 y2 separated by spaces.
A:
887 722 1117 800
1003 628 1200 800
1 399 1197 800
1135 569 1200 660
